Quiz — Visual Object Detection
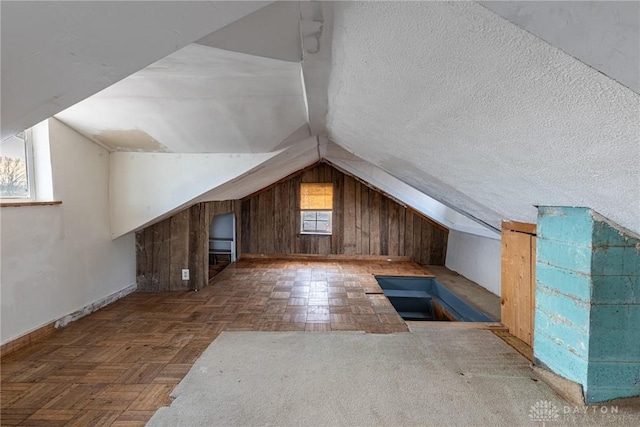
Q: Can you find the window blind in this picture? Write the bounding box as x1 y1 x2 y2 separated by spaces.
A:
300 183 333 210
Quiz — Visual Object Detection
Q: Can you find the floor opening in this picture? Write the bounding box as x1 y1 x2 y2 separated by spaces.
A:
209 253 231 280
375 276 495 322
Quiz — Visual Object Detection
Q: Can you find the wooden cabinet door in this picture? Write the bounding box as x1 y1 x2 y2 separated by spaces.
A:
501 222 536 346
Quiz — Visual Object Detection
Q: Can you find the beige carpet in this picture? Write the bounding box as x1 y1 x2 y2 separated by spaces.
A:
147 328 639 426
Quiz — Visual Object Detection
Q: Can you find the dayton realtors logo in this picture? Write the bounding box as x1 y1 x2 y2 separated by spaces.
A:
529 400 560 426
528 400 633 425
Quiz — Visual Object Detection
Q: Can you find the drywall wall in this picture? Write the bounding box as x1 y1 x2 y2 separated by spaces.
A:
327 1 640 236
446 230 501 296
31 120 54 201
0 119 135 345
195 135 319 203
109 150 279 238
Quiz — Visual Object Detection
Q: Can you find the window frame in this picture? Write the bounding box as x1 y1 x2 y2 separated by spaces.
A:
1 128 35 201
300 209 333 235
299 182 333 236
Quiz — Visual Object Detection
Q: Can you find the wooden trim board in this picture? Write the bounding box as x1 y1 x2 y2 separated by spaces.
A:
1 322 56 358
241 253 413 262
405 321 507 330
1 283 137 358
0 200 62 208
324 159 449 233
492 329 534 361
502 220 536 235
240 162 321 201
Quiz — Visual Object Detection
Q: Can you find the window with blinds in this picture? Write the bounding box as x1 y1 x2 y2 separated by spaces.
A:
300 183 333 234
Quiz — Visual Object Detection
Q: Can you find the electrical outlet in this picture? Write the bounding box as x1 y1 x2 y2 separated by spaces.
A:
181 269 189 280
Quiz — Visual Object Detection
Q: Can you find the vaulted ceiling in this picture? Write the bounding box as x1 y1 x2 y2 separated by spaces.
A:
2 1 638 239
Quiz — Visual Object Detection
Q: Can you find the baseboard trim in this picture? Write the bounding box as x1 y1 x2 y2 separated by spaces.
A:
0 322 56 359
1 283 137 358
531 364 585 406
241 253 412 262
406 321 507 330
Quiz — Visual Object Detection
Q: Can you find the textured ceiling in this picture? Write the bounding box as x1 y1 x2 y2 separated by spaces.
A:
481 1 640 93
326 1 639 234
1 1 638 237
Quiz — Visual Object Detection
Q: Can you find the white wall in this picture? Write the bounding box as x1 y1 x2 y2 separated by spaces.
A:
446 230 501 296
0 119 135 345
31 119 54 201
109 150 279 238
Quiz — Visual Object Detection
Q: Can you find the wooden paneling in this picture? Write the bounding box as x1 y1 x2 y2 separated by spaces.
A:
188 203 208 291
137 164 449 292
369 190 381 255
241 163 448 264
136 201 237 291
501 221 536 346
343 176 357 254
361 183 370 255
169 210 190 291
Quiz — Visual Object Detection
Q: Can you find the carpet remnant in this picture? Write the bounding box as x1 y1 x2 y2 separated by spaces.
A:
147 329 640 426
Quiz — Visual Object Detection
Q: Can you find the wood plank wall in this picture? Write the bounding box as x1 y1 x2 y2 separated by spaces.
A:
241 163 448 264
136 201 238 291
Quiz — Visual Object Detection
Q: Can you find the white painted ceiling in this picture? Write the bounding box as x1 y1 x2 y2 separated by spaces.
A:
1 1 638 237
326 1 639 234
56 45 308 153
0 0 272 140
481 1 640 93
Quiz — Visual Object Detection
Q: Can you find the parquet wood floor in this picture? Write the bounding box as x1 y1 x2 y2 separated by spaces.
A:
1 259 432 426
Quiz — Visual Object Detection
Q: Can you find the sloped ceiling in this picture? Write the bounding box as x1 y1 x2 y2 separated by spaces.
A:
195 0 302 63
326 1 639 234
55 45 308 153
1 1 638 237
0 0 272 140
481 1 640 93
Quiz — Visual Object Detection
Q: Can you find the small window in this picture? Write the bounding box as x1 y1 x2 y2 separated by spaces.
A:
300 183 333 235
0 130 34 199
